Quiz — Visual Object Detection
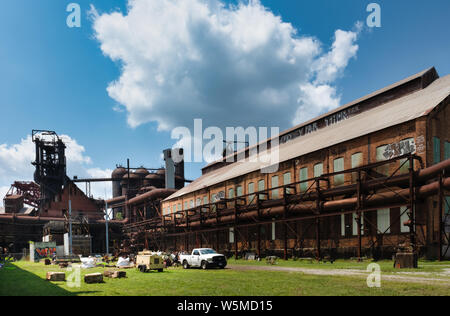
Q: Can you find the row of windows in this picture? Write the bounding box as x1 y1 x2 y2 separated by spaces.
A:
227 207 412 244
164 153 367 214
229 222 276 243
341 207 411 237
164 136 447 214
433 137 450 164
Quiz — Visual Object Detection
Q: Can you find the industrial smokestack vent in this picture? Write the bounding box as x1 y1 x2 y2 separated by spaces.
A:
164 148 184 190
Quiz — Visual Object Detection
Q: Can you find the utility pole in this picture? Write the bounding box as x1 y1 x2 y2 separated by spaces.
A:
105 201 109 255
69 197 73 256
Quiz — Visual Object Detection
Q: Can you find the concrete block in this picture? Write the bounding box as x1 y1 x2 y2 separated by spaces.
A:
394 252 418 269
46 272 66 282
104 270 126 279
84 273 103 284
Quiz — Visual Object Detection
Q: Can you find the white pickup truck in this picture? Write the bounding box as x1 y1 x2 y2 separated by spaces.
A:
179 248 227 270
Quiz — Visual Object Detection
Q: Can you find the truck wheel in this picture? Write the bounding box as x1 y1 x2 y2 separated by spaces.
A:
201 261 208 270
183 260 190 269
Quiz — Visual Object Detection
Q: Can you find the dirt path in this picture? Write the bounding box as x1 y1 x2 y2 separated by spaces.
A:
228 265 450 285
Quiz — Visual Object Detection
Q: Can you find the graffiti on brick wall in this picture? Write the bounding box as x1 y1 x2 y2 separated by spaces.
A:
35 247 56 258
383 138 416 160
34 242 57 259
416 135 425 154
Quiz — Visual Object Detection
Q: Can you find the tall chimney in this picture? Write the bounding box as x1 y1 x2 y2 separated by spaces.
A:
163 149 176 189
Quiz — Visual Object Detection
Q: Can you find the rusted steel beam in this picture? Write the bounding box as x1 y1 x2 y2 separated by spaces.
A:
127 189 176 206
438 173 443 261
257 225 261 258
408 156 416 253
283 187 288 260
171 177 450 229
123 159 450 251
234 198 239 259
316 180 321 260
357 170 362 260
316 218 321 260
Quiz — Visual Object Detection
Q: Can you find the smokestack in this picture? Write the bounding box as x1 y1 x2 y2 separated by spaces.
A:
163 149 176 189
164 148 184 190
174 148 184 182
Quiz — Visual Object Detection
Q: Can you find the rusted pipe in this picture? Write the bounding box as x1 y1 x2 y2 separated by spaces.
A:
180 177 450 228
417 159 450 180
0 214 66 222
106 195 126 205
0 189 176 225
267 159 450 202
127 188 177 206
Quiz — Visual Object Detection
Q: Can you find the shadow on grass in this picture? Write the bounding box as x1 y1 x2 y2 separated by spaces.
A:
0 262 98 296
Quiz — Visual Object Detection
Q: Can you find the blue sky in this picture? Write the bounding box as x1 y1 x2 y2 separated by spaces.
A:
0 0 449 195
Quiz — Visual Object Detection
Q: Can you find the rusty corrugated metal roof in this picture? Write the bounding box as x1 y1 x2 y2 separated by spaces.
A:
166 73 450 201
203 67 436 171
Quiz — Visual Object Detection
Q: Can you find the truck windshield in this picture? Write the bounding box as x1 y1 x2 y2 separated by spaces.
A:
200 249 217 255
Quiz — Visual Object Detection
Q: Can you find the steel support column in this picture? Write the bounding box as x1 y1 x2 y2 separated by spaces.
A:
283 188 288 260
234 227 238 259
408 156 416 253
356 170 363 260
438 172 443 261
234 200 239 259
315 180 321 260
216 230 220 252
257 225 261 258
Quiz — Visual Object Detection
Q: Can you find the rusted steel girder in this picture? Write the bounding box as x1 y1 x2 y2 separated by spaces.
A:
175 177 450 229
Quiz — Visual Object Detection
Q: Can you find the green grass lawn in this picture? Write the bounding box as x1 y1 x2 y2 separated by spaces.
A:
227 258 450 274
0 260 449 296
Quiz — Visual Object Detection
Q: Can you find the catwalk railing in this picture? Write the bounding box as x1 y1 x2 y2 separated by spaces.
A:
123 154 450 260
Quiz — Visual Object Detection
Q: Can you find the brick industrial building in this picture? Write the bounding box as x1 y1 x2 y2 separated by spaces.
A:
1 67 450 260
123 67 450 260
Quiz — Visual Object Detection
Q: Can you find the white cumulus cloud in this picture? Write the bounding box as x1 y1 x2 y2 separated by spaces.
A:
91 0 361 132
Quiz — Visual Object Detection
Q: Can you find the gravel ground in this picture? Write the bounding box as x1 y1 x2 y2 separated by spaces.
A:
228 264 450 285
